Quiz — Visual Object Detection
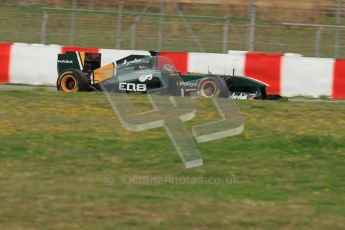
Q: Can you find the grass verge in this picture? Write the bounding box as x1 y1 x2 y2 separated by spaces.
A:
0 90 344 229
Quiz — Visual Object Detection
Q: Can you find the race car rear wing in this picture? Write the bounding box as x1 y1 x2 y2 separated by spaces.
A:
57 51 152 76
57 51 101 76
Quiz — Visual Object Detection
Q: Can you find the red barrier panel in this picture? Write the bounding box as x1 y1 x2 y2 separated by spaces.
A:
159 52 188 74
0 42 12 83
61 46 99 54
245 52 283 94
332 59 345 99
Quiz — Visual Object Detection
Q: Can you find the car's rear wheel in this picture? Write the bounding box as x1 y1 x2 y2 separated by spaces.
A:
57 69 89 92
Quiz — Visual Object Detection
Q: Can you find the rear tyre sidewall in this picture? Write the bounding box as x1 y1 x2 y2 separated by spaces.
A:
57 69 89 92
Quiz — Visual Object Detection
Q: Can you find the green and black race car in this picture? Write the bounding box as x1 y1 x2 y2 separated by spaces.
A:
57 51 278 100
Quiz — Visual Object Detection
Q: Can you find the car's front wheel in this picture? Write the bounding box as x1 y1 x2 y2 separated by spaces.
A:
197 77 222 98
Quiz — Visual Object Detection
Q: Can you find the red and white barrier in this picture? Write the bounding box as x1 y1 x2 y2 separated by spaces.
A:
0 42 11 83
0 42 149 85
158 51 345 98
333 59 345 98
244 52 283 95
281 57 334 97
0 42 344 98
10 43 61 85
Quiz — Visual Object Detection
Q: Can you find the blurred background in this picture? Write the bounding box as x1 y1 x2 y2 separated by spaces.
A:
0 0 344 57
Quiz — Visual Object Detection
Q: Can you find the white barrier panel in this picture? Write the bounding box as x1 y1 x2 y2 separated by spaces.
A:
228 50 247 55
10 43 61 85
188 52 245 75
228 50 303 58
281 57 334 97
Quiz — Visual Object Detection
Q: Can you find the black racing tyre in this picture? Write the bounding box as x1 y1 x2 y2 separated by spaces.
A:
57 69 89 92
197 77 226 98
259 87 267 99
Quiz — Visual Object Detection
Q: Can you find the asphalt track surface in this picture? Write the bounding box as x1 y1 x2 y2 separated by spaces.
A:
1 84 345 104
0 84 57 92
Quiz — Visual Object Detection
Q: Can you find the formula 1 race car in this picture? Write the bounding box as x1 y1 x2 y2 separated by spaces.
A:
57 51 277 100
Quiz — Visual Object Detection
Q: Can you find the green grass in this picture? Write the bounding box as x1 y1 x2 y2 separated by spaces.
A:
0 90 345 229
0 3 345 57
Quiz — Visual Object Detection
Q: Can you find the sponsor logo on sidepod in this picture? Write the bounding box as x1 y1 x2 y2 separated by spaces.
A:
58 60 73 64
229 93 248 100
119 83 147 92
139 74 153 83
177 81 198 87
